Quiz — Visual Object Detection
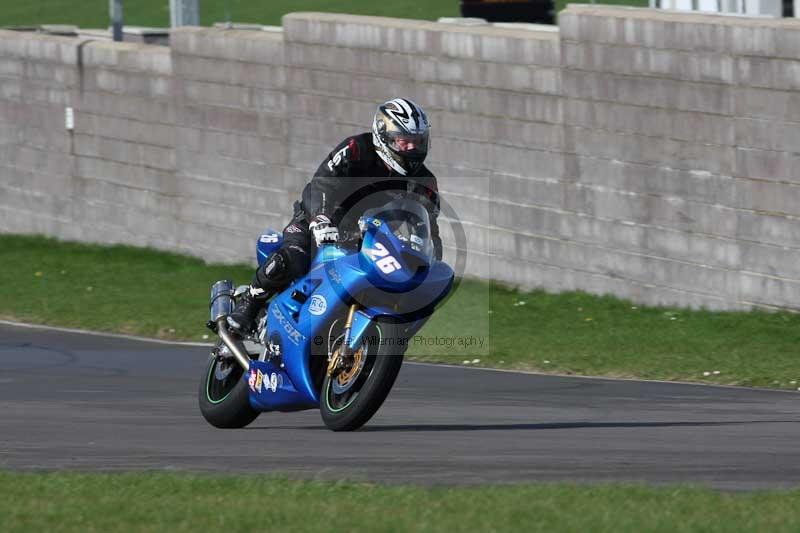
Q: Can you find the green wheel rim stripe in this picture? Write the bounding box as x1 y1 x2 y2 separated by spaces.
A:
206 359 236 405
325 323 382 414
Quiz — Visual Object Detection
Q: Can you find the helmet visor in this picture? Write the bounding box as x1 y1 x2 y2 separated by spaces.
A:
386 131 429 160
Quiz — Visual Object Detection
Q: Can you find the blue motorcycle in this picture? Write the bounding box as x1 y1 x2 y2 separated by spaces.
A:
199 196 454 431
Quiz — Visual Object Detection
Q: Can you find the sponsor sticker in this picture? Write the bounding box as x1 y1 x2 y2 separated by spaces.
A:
308 295 327 316
271 304 306 345
249 369 284 394
248 369 257 392
327 266 343 285
256 370 265 393
259 233 279 243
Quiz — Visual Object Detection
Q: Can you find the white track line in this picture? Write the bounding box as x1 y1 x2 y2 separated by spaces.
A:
0 319 212 347
2 319 797 394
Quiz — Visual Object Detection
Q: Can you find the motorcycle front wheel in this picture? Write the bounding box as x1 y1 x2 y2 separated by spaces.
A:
320 319 406 431
198 340 259 429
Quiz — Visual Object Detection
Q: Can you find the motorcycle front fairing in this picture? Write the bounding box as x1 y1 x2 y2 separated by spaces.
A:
331 205 454 354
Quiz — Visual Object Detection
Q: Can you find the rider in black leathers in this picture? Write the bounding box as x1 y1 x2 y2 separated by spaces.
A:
227 98 443 334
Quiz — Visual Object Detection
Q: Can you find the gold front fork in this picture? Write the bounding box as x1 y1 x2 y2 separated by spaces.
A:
327 303 358 377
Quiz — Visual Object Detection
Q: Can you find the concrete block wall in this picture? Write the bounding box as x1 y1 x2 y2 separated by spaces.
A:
0 31 78 237
70 41 177 250
559 6 800 310
1 7 799 311
171 28 293 262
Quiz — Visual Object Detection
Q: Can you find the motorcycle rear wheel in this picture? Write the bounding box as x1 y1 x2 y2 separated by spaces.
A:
320 319 405 431
198 341 259 429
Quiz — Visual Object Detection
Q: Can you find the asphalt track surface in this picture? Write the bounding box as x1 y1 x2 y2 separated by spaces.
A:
1 323 799 490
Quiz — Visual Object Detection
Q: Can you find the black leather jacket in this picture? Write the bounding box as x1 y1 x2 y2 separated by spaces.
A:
300 132 443 260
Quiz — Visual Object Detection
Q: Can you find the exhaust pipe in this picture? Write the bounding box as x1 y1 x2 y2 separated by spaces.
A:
210 280 235 323
216 317 251 371
209 280 251 372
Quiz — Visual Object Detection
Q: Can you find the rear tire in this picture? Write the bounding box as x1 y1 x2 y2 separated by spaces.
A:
198 344 259 429
320 319 406 431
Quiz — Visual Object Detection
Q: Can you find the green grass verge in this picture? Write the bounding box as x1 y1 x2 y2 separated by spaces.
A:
0 0 649 29
2 233 799 389
2 472 800 532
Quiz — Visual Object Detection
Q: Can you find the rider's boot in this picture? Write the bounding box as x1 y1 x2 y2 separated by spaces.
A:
226 288 263 334
226 251 290 334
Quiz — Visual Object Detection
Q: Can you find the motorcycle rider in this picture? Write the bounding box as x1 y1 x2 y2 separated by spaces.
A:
226 97 443 334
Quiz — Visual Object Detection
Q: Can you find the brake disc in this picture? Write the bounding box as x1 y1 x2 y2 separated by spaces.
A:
331 345 367 394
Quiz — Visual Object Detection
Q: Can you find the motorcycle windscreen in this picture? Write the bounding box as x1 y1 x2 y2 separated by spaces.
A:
361 198 435 263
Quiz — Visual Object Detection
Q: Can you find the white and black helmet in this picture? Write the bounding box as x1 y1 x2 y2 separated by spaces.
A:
372 98 431 176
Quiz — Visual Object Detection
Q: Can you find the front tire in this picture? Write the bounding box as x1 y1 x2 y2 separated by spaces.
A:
320 319 406 431
198 343 259 429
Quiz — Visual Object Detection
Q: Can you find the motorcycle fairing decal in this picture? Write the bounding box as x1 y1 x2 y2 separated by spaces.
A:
248 368 283 394
271 303 305 346
308 294 327 315
247 360 315 412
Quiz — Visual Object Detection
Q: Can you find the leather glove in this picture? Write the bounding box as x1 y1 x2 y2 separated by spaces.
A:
309 214 339 246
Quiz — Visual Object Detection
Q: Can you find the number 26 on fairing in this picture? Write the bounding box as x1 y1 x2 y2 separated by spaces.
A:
366 243 401 274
